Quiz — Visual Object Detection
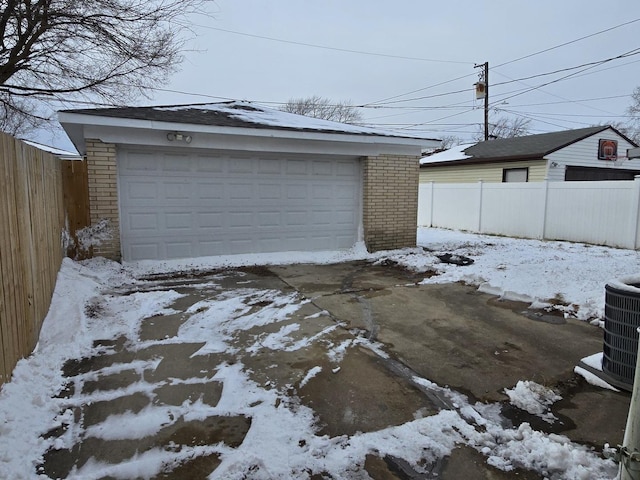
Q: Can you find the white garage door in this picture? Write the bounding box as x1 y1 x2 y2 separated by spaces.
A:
118 149 362 261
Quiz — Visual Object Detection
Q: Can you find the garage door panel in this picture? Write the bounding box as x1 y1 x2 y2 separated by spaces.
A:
312 161 332 175
257 184 282 200
229 183 254 201
258 158 281 174
165 212 192 230
258 212 282 227
196 182 224 200
228 211 254 228
333 210 357 225
286 159 307 175
197 212 224 230
124 181 158 201
166 241 193 259
286 184 308 200
200 240 225 256
162 154 191 172
336 161 359 176
337 183 360 198
196 155 225 172
335 234 357 248
125 212 159 232
228 159 254 174
130 242 159 260
119 149 361 260
164 181 192 201
126 152 161 172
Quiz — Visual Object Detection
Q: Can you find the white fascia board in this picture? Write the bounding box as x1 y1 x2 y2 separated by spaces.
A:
58 111 439 156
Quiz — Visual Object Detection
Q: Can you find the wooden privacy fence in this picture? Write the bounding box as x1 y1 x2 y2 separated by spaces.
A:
0 133 65 386
418 179 640 249
61 159 90 258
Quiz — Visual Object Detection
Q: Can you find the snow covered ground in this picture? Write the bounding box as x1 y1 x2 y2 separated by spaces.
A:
1 227 635 479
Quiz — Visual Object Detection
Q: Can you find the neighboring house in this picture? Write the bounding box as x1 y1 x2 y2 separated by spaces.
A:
420 126 639 183
59 101 439 262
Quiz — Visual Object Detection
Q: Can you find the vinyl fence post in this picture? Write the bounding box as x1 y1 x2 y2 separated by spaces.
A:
541 178 549 240
630 176 640 250
430 181 435 227
478 180 483 233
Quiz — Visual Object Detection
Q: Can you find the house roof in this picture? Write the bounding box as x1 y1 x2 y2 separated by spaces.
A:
61 101 439 142
420 126 635 167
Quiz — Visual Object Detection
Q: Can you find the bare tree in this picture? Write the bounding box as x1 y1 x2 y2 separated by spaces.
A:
474 116 531 141
621 87 640 144
628 86 640 117
440 135 464 149
280 96 363 124
0 94 44 136
0 0 211 134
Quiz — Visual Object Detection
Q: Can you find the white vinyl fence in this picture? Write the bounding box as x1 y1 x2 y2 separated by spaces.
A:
418 178 640 249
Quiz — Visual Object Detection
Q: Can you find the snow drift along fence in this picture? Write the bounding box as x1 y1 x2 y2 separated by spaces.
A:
418 178 640 249
0 133 65 386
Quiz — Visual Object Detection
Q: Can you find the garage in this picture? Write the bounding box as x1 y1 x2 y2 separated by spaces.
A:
59 101 438 261
118 148 361 261
564 165 640 181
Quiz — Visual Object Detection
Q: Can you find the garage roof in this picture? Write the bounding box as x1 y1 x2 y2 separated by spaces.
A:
421 126 636 166
61 100 437 140
60 101 441 156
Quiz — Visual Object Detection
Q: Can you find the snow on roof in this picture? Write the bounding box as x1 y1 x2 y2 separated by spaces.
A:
23 139 80 157
154 101 404 136
420 143 475 165
153 101 438 140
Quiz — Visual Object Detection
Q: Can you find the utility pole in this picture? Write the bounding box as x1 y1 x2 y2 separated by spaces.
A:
474 62 489 141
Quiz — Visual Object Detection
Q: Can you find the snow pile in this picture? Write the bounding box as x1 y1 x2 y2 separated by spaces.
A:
505 381 562 423
389 227 640 322
75 218 114 251
0 258 138 478
126 241 372 277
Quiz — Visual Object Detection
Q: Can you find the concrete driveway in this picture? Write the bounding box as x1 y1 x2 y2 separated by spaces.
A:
41 260 627 479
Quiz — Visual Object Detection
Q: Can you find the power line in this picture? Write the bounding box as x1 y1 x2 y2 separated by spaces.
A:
488 47 640 108
360 73 477 107
364 17 640 111
507 94 633 107
493 17 640 68
196 24 473 65
492 49 640 88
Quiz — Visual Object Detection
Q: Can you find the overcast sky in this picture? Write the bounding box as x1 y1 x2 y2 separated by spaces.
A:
45 0 640 149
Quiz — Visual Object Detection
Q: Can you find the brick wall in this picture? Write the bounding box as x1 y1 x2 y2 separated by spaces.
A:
363 154 419 252
86 139 121 261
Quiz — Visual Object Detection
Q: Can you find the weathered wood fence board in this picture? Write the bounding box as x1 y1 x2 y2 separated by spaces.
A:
61 160 90 258
0 133 64 386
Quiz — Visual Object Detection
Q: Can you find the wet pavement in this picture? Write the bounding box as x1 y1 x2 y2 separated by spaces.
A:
40 261 629 479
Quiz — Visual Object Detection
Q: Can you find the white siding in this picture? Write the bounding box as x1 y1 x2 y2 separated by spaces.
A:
546 128 639 181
